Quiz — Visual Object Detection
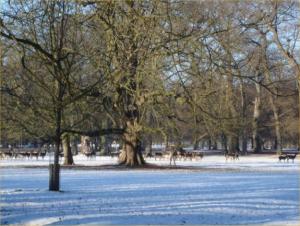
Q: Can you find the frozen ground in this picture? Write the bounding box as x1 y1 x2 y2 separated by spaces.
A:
0 155 299 225
0 153 299 172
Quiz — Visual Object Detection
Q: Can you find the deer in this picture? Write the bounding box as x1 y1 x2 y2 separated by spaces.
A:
84 150 96 159
193 152 204 160
225 150 239 161
278 154 287 162
286 153 297 163
39 151 47 159
31 151 40 160
169 146 179 166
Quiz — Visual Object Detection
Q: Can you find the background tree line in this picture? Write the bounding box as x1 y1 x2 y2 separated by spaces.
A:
1 0 299 166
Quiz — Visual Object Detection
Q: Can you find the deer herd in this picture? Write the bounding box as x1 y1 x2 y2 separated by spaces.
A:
144 147 204 166
0 148 47 160
0 146 298 165
278 153 297 163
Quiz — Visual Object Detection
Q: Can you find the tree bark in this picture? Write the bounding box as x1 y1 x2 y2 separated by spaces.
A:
239 77 248 155
261 33 282 155
208 138 212 150
253 74 262 153
213 140 218 150
241 135 247 154
119 120 145 166
50 103 62 191
221 133 227 151
193 138 200 150
62 133 74 165
145 135 153 155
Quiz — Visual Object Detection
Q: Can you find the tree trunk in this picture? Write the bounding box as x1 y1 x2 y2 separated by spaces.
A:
99 119 112 155
193 138 200 150
62 133 74 165
221 133 227 151
239 77 248 155
98 135 106 155
165 135 169 150
50 105 62 191
270 96 282 154
261 33 283 155
227 134 239 154
145 135 153 155
242 135 247 154
298 80 300 150
253 78 262 153
119 121 145 166
208 138 212 150
213 140 218 150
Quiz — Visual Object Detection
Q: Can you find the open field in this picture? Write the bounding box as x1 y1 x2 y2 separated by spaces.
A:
0 153 299 171
0 154 299 225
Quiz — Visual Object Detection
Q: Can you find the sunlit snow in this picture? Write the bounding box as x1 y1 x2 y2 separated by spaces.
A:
0 154 299 225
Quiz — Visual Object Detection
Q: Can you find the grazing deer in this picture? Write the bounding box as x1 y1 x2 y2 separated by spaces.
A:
169 147 178 166
1 148 14 159
3 151 13 159
39 151 47 159
144 152 154 158
286 153 297 163
193 152 204 160
19 152 30 159
184 152 194 161
153 152 163 160
31 151 40 160
225 152 239 161
85 150 96 159
110 151 120 158
278 154 287 162
177 148 186 160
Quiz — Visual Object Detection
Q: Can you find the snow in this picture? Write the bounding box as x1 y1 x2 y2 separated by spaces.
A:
0 154 299 225
0 154 298 172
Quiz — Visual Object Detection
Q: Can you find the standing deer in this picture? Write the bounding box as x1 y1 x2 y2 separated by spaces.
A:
278 154 287 162
169 146 178 166
286 153 297 163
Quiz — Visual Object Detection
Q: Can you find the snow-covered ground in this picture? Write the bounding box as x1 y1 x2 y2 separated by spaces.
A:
0 154 299 172
0 155 299 225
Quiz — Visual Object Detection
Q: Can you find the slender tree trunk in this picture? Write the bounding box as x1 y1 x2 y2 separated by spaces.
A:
54 112 61 165
227 134 239 154
71 139 78 155
165 135 169 150
298 80 300 150
193 138 200 150
253 77 262 153
213 140 218 150
208 138 212 150
242 134 247 154
50 105 62 191
100 119 112 155
239 77 248 155
98 135 105 155
221 133 227 151
62 133 74 165
270 97 282 154
145 135 153 155
261 33 283 155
